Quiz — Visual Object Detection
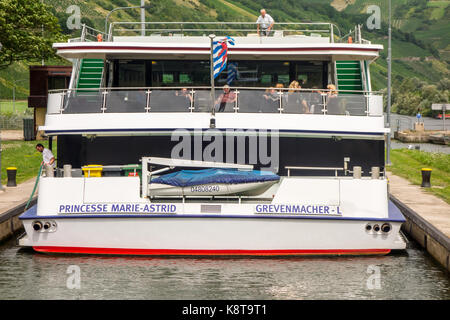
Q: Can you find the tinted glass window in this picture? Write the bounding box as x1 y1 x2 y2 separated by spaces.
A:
216 61 291 87
117 61 146 87
112 60 326 89
294 61 324 88
151 60 210 87
48 77 67 90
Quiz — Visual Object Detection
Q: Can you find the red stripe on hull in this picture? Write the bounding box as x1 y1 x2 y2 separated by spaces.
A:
56 46 380 53
33 246 391 256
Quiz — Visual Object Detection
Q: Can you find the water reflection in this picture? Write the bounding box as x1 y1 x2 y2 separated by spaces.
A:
0 239 448 300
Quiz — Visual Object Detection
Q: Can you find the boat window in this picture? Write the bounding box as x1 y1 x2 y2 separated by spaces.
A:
117 60 146 87
111 59 327 89
216 61 291 88
48 77 68 90
293 62 325 89
151 60 210 87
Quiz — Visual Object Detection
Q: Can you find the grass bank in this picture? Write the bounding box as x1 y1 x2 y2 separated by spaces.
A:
388 149 450 204
1 140 54 186
0 100 30 114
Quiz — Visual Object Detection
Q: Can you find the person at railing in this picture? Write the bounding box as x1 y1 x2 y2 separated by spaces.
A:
286 80 309 113
175 88 193 109
308 87 325 114
262 87 279 112
263 87 278 102
256 9 275 37
215 85 237 112
326 84 343 115
327 84 338 97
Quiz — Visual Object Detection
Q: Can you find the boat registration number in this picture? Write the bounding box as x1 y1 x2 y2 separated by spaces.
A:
190 185 220 193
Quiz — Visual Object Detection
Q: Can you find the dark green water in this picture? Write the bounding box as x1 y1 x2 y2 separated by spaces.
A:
0 236 448 300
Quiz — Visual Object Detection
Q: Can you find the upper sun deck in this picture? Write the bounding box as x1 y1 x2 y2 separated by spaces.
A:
55 22 383 61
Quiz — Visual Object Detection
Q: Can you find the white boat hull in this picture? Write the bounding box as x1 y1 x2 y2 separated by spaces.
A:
19 214 406 256
19 175 407 256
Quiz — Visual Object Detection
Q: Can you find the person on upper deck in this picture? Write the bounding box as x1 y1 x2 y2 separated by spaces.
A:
256 9 274 37
326 84 342 114
286 80 309 113
175 88 193 109
327 84 338 97
215 85 237 112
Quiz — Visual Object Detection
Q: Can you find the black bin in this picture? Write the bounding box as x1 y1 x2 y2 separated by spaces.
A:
421 168 432 188
7 167 17 187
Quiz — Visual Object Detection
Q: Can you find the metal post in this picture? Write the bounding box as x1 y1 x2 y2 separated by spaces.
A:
386 0 392 165
330 24 334 43
209 34 216 117
444 105 447 132
41 0 45 66
141 0 145 36
0 99 2 190
12 83 15 113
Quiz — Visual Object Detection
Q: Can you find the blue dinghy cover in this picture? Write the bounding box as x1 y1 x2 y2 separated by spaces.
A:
151 168 280 187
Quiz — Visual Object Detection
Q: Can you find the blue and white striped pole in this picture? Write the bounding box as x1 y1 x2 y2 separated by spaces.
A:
209 34 216 127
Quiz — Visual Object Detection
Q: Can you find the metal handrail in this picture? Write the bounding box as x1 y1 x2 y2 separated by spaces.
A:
69 21 360 44
286 166 345 177
48 86 383 117
112 28 331 33
109 21 334 41
112 21 334 26
49 86 383 95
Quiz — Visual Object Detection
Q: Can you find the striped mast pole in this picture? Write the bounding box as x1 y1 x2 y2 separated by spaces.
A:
209 34 216 128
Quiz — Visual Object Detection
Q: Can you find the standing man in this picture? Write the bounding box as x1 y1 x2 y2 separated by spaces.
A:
36 143 55 168
256 9 274 37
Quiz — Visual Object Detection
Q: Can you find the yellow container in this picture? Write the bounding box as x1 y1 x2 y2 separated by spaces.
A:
82 165 103 177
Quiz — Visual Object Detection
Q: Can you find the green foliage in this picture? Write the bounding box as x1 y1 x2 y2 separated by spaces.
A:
391 77 449 116
0 0 64 68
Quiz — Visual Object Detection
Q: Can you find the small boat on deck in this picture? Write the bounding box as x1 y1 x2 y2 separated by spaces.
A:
149 168 280 197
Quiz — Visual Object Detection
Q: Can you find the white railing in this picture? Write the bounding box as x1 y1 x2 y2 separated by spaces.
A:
47 87 383 117
107 21 337 41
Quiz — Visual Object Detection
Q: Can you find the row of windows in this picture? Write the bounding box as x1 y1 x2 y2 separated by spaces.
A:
110 60 328 89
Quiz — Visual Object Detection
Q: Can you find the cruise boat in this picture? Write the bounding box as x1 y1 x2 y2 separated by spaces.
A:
18 21 407 256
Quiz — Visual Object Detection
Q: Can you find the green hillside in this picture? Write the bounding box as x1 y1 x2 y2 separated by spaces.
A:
1 0 449 100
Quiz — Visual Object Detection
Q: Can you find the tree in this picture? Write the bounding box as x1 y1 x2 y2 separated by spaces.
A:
0 0 63 68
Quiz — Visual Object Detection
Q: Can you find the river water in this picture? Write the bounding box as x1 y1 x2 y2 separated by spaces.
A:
0 235 448 300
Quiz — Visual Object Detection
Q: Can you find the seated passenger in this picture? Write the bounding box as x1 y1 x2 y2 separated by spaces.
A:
215 85 237 112
263 87 279 102
327 84 338 97
175 88 193 109
309 86 324 114
326 84 343 115
286 80 309 113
